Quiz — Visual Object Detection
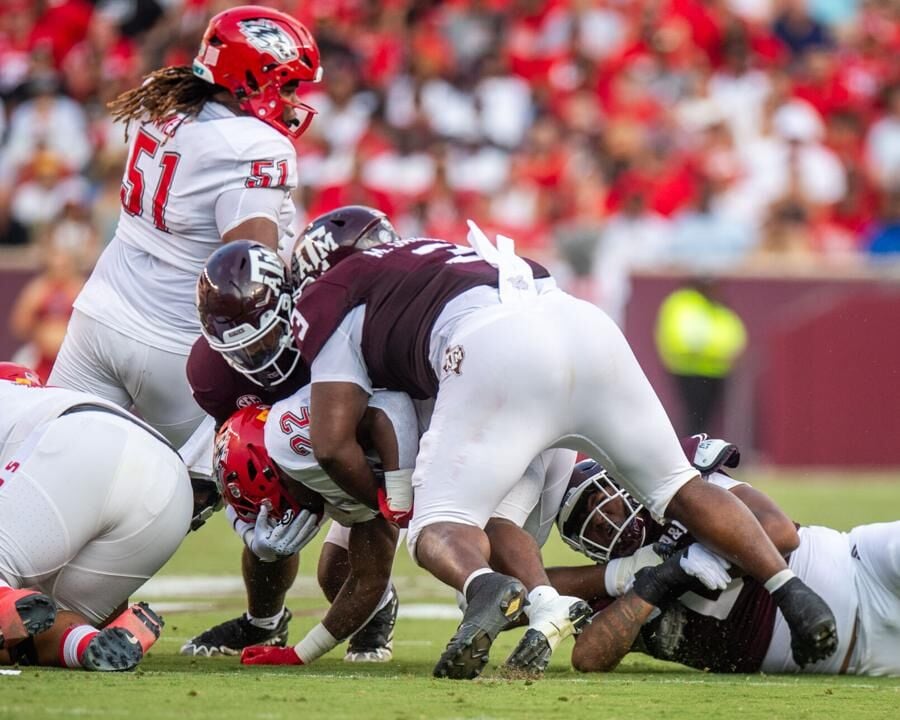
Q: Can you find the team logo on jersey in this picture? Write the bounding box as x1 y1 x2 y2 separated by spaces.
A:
236 394 263 409
442 345 465 377
238 19 299 63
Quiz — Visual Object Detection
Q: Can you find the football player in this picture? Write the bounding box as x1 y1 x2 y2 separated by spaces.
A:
49 6 322 448
183 238 396 661
0 363 219 671
241 208 837 679
209 380 416 667
548 438 900 677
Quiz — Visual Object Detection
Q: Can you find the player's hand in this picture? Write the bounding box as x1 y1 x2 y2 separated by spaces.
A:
241 645 304 665
248 503 322 562
377 486 413 528
679 543 732 591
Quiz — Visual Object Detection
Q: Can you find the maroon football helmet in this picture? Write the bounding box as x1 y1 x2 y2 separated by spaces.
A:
213 404 300 523
291 205 399 295
556 460 647 563
197 241 301 387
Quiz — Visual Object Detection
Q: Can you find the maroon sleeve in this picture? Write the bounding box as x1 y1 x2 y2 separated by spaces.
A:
291 274 357 366
186 336 265 426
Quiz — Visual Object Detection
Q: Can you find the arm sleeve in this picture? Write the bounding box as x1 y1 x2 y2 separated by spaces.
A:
214 186 288 236
310 306 373 394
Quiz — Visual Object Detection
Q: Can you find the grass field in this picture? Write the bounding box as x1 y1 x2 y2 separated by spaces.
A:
3 472 899 720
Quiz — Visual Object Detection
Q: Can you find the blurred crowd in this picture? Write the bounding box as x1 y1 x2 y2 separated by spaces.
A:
3 0 900 329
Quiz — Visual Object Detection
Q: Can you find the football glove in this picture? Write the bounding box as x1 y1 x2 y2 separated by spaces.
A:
679 543 732 591
246 503 322 562
632 550 694 607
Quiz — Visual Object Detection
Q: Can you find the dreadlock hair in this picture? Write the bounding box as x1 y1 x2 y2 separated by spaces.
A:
108 66 225 140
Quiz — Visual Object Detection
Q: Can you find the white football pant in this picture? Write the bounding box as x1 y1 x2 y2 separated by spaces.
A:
0 411 192 625
408 290 697 558
49 310 207 448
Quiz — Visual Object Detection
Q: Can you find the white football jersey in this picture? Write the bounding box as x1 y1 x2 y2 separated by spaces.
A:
75 102 298 353
265 386 418 527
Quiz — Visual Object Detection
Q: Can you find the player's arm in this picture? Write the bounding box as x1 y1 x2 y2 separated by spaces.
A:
221 215 278 249
730 483 799 556
571 593 653 672
572 550 698 672
310 380 380 510
546 564 609 603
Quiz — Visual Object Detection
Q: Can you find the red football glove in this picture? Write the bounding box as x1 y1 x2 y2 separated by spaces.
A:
241 645 304 665
377 487 413 528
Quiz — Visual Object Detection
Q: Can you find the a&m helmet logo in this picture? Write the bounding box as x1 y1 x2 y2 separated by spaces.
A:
237 19 299 63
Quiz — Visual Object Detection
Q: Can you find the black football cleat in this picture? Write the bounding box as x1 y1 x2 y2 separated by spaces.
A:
81 627 144 672
433 573 528 680
180 609 292 657
0 589 57 649
772 577 838 668
345 585 398 663
503 597 593 676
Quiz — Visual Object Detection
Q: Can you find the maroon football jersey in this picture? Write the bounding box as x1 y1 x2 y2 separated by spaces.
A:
291 238 550 399
639 578 776 672
634 516 777 672
186 336 309 425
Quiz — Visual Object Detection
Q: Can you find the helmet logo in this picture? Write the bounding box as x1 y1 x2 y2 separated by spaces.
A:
238 19 299 63
248 246 285 292
294 225 338 280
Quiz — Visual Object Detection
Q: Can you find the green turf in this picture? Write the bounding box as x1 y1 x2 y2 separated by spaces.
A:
4 473 899 720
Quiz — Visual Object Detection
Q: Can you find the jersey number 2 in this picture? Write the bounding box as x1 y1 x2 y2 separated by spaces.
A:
121 129 181 232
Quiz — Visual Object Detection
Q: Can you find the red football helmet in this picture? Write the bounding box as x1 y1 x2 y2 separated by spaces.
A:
213 404 299 523
0 362 43 387
197 241 301 388
556 460 647 563
291 205 400 295
192 6 322 138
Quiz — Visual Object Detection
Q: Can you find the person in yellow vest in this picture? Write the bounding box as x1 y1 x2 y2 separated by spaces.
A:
655 279 747 434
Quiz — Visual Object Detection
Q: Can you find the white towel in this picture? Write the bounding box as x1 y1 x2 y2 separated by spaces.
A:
465 220 536 304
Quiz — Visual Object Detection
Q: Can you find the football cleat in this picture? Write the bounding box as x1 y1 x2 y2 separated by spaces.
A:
345 585 398 663
105 602 163 654
180 609 292 657
503 597 593 676
433 573 527 680
81 627 145 672
772 577 838 668
0 588 56 650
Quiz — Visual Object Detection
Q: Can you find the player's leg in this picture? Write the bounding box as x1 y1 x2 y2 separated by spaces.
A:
181 550 298 656
847 522 900 676
121 342 207 448
0 412 186 670
318 522 399 662
410 312 561 679
488 450 591 674
554 293 838 667
47 310 132 407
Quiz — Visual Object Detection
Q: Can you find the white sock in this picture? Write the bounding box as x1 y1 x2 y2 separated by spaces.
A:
246 607 286 630
526 584 560 617
462 568 494 598
764 569 796 594
59 625 99 668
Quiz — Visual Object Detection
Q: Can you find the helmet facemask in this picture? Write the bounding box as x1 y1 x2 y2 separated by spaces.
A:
557 465 647 564
205 289 300 388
